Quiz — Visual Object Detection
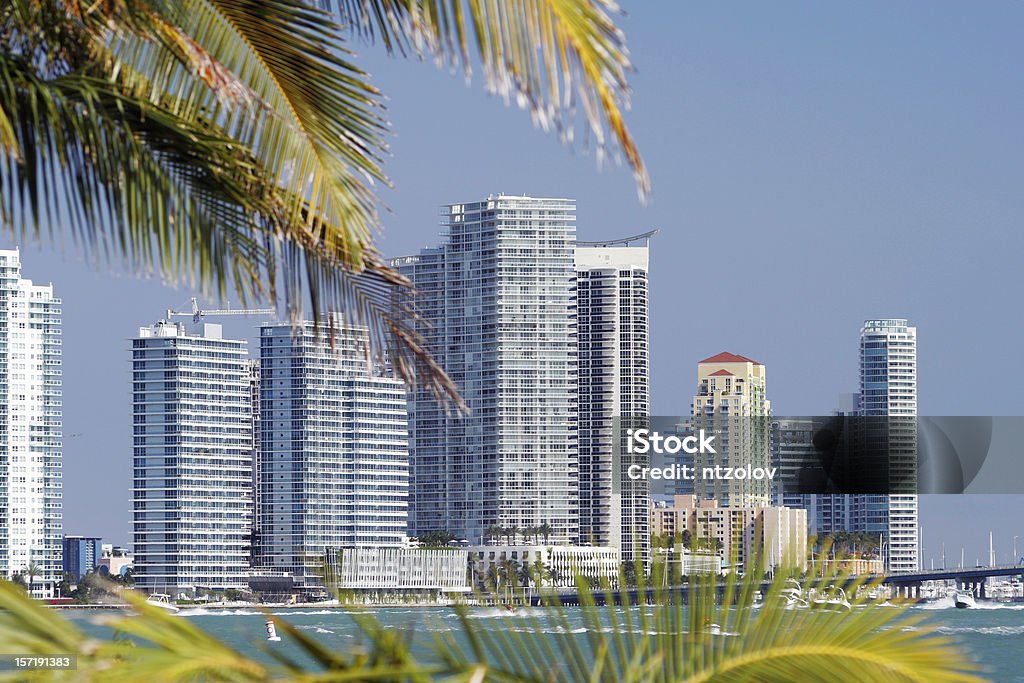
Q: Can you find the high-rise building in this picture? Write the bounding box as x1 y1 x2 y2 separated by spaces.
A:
0 249 62 597
691 353 772 507
859 318 918 573
255 323 408 591
575 234 652 560
132 321 253 594
62 536 102 580
394 195 578 545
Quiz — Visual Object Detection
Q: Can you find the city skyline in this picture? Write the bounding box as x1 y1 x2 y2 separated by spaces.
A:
4 1 1022 565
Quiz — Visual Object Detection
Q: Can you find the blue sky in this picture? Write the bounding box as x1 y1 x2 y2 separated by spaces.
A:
11 1 1024 565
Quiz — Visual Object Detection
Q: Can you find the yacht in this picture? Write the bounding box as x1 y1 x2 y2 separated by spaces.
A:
810 586 851 611
952 590 976 609
145 593 181 612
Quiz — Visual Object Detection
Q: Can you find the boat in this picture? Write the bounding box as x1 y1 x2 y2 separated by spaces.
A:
810 586 851 611
145 593 180 613
780 579 808 609
952 590 976 609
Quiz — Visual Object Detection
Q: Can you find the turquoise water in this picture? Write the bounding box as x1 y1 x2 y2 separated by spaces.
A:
67 601 1024 682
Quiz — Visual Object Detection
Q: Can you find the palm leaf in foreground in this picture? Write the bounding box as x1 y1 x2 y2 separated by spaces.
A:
0 569 987 682
335 0 650 198
431 566 984 683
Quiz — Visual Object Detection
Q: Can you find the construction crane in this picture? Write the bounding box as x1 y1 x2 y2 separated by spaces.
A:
166 297 275 324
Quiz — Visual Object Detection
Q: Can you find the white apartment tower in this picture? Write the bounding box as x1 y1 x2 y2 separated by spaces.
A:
255 323 408 591
691 353 772 507
575 234 652 561
132 321 253 593
859 318 919 573
0 249 62 597
394 195 578 545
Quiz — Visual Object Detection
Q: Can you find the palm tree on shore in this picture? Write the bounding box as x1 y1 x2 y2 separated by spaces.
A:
25 563 41 597
0 0 646 408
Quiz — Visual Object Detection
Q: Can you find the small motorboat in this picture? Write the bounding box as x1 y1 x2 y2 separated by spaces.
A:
145 593 180 613
952 590 976 609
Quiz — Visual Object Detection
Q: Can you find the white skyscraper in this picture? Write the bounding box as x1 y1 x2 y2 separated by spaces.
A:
132 321 253 594
859 318 918 573
255 323 408 591
394 195 578 544
0 249 62 597
576 234 652 560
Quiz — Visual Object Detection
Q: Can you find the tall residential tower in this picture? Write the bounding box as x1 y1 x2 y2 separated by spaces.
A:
394 195 578 545
255 323 408 591
575 234 652 561
132 321 253 594
859 318 918 573
691 353 772 507
0 249 62 597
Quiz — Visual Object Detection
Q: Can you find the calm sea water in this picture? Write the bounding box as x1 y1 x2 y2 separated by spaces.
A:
67 599 1024 682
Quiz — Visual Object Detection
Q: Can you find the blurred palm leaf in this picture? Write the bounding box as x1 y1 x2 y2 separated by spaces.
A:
333 0 650 198
0 569 986 682
2 0 651 409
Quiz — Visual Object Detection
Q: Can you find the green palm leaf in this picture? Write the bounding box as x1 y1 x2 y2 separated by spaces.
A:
334 0 650 198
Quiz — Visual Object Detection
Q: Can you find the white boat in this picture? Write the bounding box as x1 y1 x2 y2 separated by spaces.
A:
145 593 180 613
810 586 851 611
952 590 976 609
780 579 808 609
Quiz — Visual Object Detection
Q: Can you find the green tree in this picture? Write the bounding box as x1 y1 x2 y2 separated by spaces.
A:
0 0 646 407
25 563 41 596
537 522 554 544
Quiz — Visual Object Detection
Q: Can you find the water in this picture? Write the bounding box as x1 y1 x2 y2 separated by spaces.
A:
66 601 1024 682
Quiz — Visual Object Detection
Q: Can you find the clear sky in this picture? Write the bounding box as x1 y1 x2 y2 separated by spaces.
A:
10 1 1024 565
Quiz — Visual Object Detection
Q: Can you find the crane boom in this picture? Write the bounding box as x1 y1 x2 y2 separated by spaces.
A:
166 297 275 324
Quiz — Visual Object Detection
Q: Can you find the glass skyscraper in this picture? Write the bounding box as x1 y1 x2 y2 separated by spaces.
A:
131 321 253 594
576 236 651 560
0 249 62 597
255 323 408 591
859 318 919 573
394 195 578 545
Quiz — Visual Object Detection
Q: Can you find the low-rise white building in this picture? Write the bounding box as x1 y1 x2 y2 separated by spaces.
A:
325 547 470 593
467 545 620 588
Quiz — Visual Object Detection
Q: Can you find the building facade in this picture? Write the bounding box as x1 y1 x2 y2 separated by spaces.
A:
466 544 620 589
690 353 772 507
62 536 102 580
326 547 470 595
132 321 253 594
858 318 919 573
575 235 652 561
394 195 578 545
255 323 408 591
0 249 62 597
651 496 807 571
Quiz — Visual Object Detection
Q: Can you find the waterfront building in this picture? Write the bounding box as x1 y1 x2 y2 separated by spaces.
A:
131 321 253 594
325 547 470 596
62 536 102 579
97 546 133 579
466 544 620 589
651 496 807 571
690 353 772 507
255 322 408 592
393 195 578 545
0 249 62 597
858 318 919 573
575 234 652 562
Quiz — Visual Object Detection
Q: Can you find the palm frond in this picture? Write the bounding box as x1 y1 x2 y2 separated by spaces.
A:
334 0 650 199
0 0 463 407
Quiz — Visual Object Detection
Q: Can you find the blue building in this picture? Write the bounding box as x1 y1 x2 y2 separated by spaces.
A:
62 536 102 579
